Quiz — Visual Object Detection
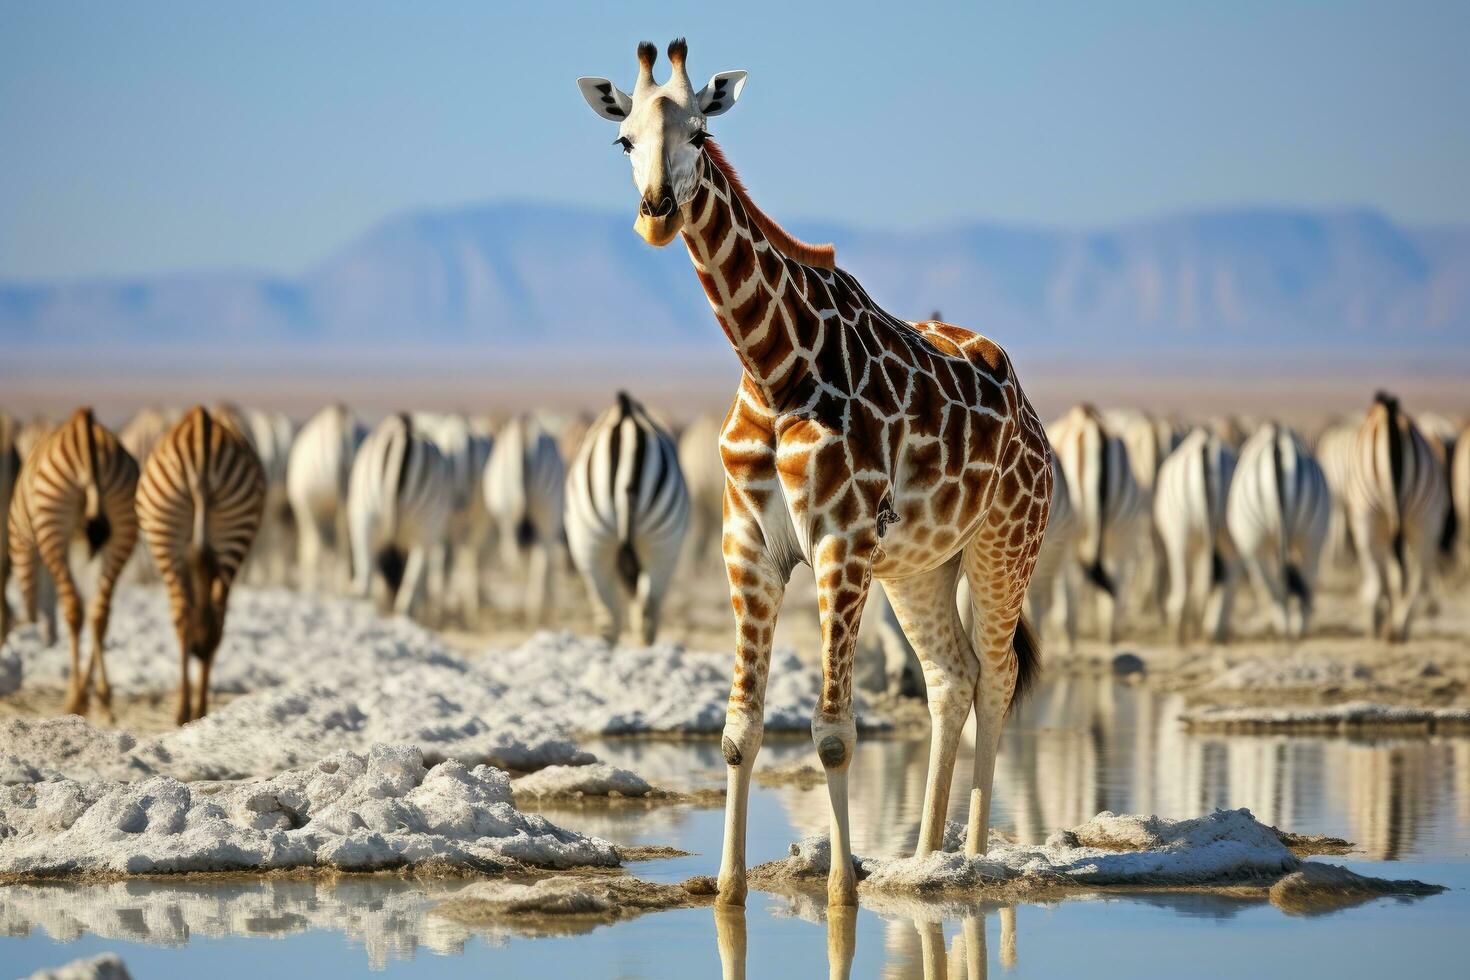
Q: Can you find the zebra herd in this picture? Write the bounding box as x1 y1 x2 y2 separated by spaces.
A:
1035 392 1466 649
0 392 704 721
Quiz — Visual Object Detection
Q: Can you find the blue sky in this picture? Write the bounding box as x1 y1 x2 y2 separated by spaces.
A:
1 0 1465 280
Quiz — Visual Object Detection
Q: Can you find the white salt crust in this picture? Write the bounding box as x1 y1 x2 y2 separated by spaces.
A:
0 744 618 879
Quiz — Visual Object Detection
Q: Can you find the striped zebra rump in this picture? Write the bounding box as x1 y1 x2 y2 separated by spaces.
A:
137 406 266 657
10 408 140 614
484 413 565 554
1154 428 1237 642
565 392 689 644
1350 393 1444 572
346 413 450 612
1226 423 1329 637
7 408 139 710
1050 404 1142 598
1315 421 1360 567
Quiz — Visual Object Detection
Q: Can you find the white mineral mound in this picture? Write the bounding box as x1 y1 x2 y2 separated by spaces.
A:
765 808 1441 906
0 744 619 878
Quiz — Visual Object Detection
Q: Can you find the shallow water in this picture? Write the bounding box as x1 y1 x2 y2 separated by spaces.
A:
6 675 1468 978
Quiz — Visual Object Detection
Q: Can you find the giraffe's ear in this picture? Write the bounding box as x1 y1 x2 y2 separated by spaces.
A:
577 77 633 121
697 70 747 117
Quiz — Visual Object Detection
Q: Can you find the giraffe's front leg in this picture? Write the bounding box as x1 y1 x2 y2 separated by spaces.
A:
810 531 876 908
716 508 788 906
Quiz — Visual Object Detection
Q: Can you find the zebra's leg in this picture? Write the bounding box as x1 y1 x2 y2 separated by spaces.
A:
296 512 322 593
1240 550 1284 639
716 517 788 907
883 557 975 855
809 530 876 907
174 625 192 726
1162 530 1190 646
1351 515 1387 639
577 542 626 645
85 598 115 722
526 541 553 627
1057 567 1078 654
54 569 88 715
1204 556 1236 644
1393 533 1427 642
195 654 214 720
394 546 429 620
632 534 682 645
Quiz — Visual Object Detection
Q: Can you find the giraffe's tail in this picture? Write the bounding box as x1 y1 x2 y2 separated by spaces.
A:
1008 614 1042 716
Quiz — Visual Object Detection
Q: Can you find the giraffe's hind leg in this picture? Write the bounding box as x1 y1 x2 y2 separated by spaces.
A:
961 505 1045 856
881 557 976 856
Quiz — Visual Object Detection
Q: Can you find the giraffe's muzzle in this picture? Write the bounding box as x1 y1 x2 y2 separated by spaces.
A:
635 191 684 246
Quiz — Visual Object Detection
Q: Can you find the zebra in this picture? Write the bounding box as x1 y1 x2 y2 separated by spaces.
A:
1049 404 1145 644
415 412 492 624
287 404 362 593
565 392 689 645
1106 408 1186 622
483 413 566 624
243 409 297 586
1315 419 1361 572
0 413 19 640
1153 428 1237 645
1347 393 1448 641
6 408 139 716
678 413 726 569
136 406 266 724
1225 422 1330 641
347 413 451 621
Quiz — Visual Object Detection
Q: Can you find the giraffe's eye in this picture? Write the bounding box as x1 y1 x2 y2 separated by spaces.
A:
689 129 710 148
615 136 633 154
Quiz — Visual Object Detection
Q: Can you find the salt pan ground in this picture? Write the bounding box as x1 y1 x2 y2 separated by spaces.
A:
0 745 619 879
2 589 886 782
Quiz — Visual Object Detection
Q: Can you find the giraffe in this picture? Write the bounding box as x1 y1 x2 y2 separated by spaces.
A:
578 39 1053 907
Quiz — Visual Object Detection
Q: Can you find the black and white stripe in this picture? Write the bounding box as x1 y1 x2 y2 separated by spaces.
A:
346 413 451 620
1026 450 1080 651
565 391 689 644
415 412 493 624
1049 404 1145 643
483 412 566 624
287 404 363 593
1226 422 1330 640
1346 393 1447 641
1154 428 1236 644
7 408 140 715
136 405 266 723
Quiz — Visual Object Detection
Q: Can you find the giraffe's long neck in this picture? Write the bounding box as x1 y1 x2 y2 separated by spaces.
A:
679 152 829 405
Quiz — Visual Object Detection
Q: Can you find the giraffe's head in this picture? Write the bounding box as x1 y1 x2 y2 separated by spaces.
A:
578 38 746 246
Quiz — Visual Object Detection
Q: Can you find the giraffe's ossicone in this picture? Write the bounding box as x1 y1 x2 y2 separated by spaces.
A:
578 38 1054 909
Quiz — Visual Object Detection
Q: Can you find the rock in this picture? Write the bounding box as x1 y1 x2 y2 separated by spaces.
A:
1110 653 1146 677
512 763 653 799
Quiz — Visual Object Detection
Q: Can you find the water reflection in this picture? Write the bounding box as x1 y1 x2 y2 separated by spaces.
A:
766 675 1469 863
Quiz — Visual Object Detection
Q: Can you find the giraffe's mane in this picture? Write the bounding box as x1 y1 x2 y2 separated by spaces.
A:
702 140 836 270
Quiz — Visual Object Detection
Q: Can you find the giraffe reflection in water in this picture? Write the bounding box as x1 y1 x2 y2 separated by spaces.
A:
712 904 1019 980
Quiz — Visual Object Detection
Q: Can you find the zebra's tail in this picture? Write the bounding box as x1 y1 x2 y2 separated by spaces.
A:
1082 557 1115 596
1375 391 1408 574
79 408 111 557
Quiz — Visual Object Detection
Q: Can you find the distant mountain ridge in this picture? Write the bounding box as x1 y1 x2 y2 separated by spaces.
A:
4 203 1468 354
